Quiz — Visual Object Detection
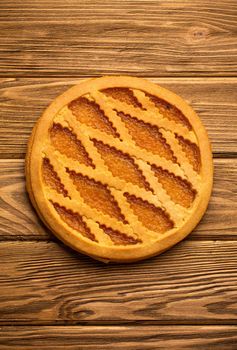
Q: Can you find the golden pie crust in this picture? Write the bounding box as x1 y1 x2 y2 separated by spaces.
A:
26 76 213 263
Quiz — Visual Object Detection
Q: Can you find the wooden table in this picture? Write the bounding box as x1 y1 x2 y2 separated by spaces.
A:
0 1 237 348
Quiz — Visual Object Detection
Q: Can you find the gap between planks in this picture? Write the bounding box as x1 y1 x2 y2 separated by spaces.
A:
1 75 237 79
0 321 237 326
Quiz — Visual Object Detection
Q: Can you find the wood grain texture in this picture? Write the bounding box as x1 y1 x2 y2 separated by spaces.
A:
0 77 237 158
0 1 237 77
0 326 237 349
0 159 49 240
1 158 236 240
0 241 237 323
1 1 237 344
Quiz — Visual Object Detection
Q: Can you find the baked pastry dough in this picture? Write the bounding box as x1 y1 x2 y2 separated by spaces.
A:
26 76 213 262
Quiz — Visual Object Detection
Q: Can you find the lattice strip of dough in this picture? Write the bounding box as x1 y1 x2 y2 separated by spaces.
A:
89 90 188 211
47 190 133 245
59 106 187 180
82 100 200 189
49 152 158 241
55 110 191 221
90 90 135 143
160 129 201 190
45 144 162 242
108 187 159 242
49 147 160 205
43 148 143 241
72 95 198 189
135 159 189 224
53 106 198 223
91 88 190 185
79 218 113 246
55 111 175 211
102 91 200 187
54 107 107 170
49 142 170 240
55 107 191 193
132 89 197 142
49 145 185 227
96 94 199 186
52 113 168 239
101 92 197 144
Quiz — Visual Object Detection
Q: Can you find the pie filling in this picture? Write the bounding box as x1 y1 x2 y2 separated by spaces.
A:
50 123 95 167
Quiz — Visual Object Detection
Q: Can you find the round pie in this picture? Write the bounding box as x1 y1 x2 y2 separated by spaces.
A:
26 76 213 263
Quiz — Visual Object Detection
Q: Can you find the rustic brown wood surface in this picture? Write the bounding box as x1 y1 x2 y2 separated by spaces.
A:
0 1 237 77
0 326 237 349
0 0 237 348
0 241 237 323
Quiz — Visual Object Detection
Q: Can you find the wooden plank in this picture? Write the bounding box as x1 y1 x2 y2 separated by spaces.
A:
0 158 236 240
0 159 49 240
0 77 237 158
0 241 236 323
0 326 237 349
0 1 237 77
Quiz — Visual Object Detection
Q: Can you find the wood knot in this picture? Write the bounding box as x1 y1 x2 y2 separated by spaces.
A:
187 27 210 44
